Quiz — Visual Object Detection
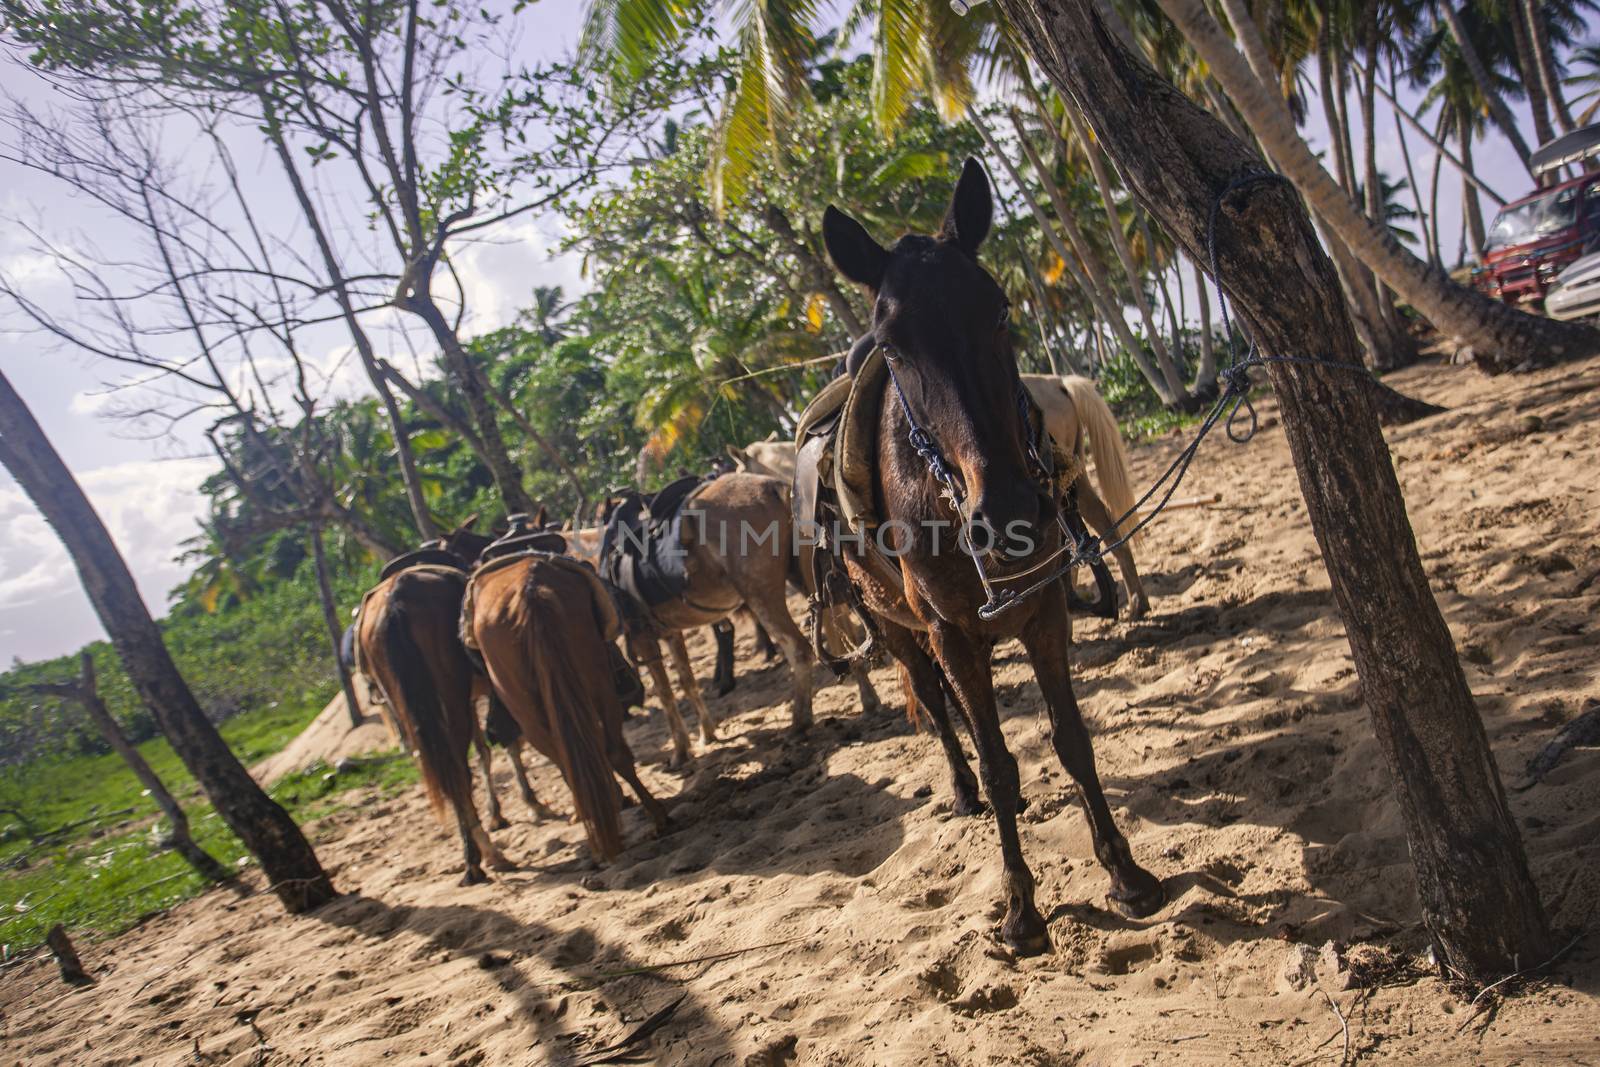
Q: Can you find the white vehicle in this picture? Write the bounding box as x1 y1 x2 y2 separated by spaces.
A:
1545 251 1600 322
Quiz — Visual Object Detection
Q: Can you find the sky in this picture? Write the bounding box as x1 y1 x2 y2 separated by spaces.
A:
0 3 1571 665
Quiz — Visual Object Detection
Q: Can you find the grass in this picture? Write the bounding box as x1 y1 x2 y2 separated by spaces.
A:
0 689 415 958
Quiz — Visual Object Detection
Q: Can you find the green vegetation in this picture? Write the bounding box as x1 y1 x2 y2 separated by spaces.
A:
0 708 415 952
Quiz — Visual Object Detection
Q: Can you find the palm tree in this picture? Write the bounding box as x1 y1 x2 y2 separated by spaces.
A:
1155 0 1599 371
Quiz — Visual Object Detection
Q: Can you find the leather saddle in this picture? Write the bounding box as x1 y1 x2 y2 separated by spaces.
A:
599 473 708 609
379 546 468 582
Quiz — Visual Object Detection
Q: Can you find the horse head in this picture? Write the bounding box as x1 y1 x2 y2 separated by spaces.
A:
822 158 1047 555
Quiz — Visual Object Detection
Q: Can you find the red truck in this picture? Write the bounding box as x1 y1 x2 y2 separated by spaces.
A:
1479 174 1600 309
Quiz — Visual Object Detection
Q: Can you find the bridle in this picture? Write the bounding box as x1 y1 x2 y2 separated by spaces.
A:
883 348 1109 621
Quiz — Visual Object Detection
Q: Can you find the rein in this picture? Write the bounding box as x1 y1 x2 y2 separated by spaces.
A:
884 354 1096 621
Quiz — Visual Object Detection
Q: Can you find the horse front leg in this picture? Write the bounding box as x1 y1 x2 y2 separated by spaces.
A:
877 621 981 816
928 621 1048 955
1078 484 1148 620
666 631 719 744
1019 585 1164 918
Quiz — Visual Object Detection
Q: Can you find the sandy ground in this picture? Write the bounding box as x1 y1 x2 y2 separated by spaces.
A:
5 357 1598 1066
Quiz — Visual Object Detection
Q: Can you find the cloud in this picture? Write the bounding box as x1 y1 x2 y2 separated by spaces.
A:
450 215 587 335
0 456 216 664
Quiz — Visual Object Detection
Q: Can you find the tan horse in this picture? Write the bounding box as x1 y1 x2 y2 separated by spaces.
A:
592 473 872 767
357 563 512 884
1021 374 1148 618
461 552 669 861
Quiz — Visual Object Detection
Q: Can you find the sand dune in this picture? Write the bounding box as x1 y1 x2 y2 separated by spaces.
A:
5 356 1597 1065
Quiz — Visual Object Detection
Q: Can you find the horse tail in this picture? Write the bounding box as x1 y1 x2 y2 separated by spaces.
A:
524 570 624 861
1059 375 1142 549
373 584 473 824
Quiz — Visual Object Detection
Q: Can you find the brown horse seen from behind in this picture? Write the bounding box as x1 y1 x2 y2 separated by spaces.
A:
358 560 513 884
462 549 670 862
820 160 1165 954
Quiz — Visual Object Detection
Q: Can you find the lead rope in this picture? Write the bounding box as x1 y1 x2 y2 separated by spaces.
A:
888 170 1374 621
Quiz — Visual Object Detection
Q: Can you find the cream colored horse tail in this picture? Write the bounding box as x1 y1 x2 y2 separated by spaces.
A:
1059 376 1142 549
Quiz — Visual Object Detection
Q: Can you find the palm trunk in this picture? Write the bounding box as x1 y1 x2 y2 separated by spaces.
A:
973 112 1179 403
1390 59 1434 263
1437 1 1535 173
310 523 364 732
1056 103 1185 389
1372 80 1506 204
1225 0 1412 368
1155 0 1600 371
1429 134 1446 269
997 0 1553 980
0 371 335 913
1507 0 1555 147
1526 0 1576 132
1331 43 1361 195
1461 129 1488 263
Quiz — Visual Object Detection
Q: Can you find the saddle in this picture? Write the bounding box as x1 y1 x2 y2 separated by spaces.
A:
378 547 468 581
599 473 709 609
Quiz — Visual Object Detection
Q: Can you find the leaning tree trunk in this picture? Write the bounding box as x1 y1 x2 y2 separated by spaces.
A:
0 371 336 913
995 0 1553 981
309 523 364 732
405 290 538 517
262 107 438 543
1155 0 1600 372
1436 1 1535 173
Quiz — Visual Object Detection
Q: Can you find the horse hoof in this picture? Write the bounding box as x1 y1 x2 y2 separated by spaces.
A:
532 805 562 822
1109 870 1167 919
490 817 510 831
460 868 489 886
1126 594 1149 621
953 790 986 818
1002 915 1052 957
488 856 517 873
716 683 735 697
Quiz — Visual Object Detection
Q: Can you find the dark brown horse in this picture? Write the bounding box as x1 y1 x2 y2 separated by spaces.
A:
357 560 513 884
819 160 1165 954
461 550 670 861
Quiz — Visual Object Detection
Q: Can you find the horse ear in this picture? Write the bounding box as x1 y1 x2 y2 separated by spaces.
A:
939 157 992 256
724 443 747 469
453 512 480 535
823 205 888 289
533 504 548 527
